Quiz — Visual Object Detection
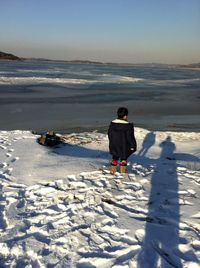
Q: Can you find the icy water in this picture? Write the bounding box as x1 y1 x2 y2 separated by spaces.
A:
0 60 199 133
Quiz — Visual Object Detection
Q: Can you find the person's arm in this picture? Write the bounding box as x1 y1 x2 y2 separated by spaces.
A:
128 123 137 152
108 123 112 140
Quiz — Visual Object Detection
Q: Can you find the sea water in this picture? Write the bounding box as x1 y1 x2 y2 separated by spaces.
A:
0 60 199 132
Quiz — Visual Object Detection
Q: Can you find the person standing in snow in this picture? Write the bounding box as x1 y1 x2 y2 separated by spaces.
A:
108 107 137 174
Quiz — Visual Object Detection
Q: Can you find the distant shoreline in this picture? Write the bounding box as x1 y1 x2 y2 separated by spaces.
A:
0 50 200 67
179 67 200 71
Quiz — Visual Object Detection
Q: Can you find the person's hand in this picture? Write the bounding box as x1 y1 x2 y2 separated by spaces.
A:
131 148 136 153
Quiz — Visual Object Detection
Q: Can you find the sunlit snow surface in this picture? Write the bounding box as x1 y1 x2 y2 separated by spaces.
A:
0 128 200 267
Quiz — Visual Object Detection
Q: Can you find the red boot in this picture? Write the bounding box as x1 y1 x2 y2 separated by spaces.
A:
120 160 127 173
110 160 118 174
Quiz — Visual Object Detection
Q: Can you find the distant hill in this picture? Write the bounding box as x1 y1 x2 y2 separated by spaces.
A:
179 63 200 68
23 58 105 65
0 51 21 60
0 52 104 64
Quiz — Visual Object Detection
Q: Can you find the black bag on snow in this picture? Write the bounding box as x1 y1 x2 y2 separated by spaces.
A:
37 131 61 147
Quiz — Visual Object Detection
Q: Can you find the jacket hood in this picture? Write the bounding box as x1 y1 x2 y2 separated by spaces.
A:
110 120 133 131
112 119 129 124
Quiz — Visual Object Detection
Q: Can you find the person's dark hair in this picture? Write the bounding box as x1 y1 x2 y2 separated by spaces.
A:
117 107 128 119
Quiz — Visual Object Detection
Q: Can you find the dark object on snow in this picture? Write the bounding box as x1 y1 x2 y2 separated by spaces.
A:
37 131 62 147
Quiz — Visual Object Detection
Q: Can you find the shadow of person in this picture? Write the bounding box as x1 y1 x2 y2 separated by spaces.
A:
137 136 182 267
138 131 156 157
160 136 176 160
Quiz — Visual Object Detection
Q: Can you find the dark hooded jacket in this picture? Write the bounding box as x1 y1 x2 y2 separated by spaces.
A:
108 119 137 160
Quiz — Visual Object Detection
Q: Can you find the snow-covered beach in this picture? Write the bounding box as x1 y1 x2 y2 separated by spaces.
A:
0 128 200 267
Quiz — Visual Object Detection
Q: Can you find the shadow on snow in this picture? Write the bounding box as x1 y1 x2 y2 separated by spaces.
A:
130 133 199 267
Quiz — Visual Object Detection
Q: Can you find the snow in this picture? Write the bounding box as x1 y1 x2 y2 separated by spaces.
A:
0 128 200 267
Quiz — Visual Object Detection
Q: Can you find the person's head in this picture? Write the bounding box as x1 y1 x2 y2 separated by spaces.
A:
117 107 128 120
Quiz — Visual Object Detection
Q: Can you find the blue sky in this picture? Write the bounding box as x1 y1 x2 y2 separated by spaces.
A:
0 0 200 63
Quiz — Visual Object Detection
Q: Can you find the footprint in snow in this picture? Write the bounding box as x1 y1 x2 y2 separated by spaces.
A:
0 162 8 168
3 168 13 176
101 202 119 219
16 198 27 209
0 189 9 230
0 145 7 150
0 173 12 181
11 157 19 163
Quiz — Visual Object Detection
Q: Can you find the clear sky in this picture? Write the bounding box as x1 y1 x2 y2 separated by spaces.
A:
0 0 200 64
